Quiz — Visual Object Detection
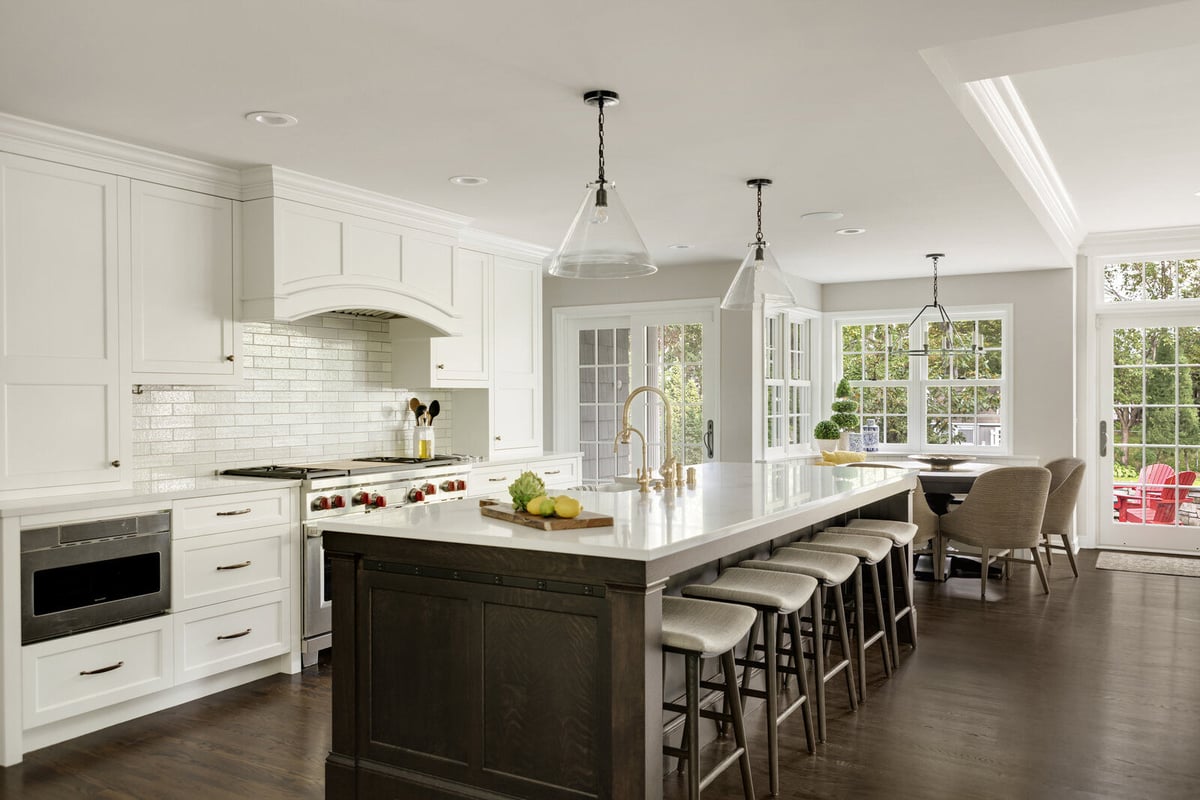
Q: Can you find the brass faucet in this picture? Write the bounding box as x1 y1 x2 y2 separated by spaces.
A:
613 385 677 490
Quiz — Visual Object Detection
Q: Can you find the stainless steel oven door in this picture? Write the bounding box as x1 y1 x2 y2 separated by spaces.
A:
303 525 332 661
21 531 171 644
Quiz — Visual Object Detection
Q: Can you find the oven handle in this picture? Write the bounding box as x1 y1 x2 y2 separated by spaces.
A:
80 661 124 676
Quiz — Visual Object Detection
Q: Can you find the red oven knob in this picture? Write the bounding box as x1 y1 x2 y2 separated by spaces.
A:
311 496 331 511
353 491 370 506
456 479 466 492
331 495 346 508
424 483 436 495
408 488 425 503
441 480 455 492
373 494 387 508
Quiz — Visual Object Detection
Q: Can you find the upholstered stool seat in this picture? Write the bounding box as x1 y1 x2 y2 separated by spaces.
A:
740 548 860 741
661 597 757 800
683 568 819 795
788 534 894 698
838 520 920 667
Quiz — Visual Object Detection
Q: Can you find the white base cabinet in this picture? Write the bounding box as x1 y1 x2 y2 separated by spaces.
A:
173 591 289 685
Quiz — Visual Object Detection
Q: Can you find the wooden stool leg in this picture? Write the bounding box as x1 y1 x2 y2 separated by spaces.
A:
685 653 701 800
832 585 858 709
763 612 780 796
853 566 866 700
898 545 918 650
721 650 756 800
789 610 816 754
868 563 893 678
811 588 827 742
882 553 899 670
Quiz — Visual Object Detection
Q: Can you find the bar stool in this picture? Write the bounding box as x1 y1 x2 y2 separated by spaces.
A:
841 519 920 667
740 548 859 742
682 567 818 796
788 532 893 699
661 596 757 800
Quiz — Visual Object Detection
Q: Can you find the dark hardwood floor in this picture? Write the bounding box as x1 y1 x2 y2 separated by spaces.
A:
5 550 1200 799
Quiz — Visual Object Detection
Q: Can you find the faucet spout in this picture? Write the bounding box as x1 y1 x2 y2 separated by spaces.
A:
619 385 677 487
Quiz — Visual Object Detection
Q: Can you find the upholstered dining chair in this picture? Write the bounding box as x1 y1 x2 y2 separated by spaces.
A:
1040 458 1086 577
938 467 1052 600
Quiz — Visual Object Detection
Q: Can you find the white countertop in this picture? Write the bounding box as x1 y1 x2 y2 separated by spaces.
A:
316 461 913 563
0 475 298 519
475 451 583 469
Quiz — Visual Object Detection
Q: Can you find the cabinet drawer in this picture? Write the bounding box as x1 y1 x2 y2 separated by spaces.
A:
173 489 292 538
466 463 526 498
531 458 579 488
22 615 172 729
173 524 292 610
174 591 288 684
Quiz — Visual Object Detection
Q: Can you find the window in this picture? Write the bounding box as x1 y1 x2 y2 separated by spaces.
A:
1103 258 1200 303
764 310 814 458
834 308 1011 453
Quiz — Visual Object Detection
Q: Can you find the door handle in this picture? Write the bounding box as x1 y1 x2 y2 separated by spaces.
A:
703 420 715 459
1100 420 1108 458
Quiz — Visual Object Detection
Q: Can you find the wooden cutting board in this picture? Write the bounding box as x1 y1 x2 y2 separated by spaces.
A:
478 499 613 530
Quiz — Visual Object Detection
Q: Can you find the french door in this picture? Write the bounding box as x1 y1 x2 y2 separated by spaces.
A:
1098 314 1200 551
553 300 720 485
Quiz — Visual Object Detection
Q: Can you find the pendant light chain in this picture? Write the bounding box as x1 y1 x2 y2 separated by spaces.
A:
755 182 765 244
931 253 939 305
596 97 606 185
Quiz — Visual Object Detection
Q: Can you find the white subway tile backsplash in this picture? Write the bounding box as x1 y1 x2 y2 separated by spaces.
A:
130 315 455 491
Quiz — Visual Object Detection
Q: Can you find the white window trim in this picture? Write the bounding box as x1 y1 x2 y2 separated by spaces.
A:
550 298 722 460
825 303 1014 456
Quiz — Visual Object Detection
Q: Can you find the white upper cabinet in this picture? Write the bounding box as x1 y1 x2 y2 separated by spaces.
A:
129 181 240 383
392 247 492 387
0 153 127 492
490 256 542 454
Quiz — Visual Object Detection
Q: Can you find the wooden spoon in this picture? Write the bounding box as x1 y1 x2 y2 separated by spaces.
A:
409 397 421 424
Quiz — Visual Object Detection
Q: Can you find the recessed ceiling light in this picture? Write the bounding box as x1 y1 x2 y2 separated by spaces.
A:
244 111 298 127
449 175 488 186
835 227 867 236
801 211 844 222
668 244 692 249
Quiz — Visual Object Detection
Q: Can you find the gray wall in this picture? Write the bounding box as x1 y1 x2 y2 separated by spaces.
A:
821 268 1074 461
542 262 822 462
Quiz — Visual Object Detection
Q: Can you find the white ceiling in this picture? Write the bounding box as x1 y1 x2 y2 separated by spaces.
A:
0 0 1191 282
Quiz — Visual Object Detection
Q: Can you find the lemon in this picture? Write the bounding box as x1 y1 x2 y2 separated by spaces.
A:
553 495 582 519
524 495 548 514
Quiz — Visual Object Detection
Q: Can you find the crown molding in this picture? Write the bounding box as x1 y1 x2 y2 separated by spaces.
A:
1080 225 1200 257
458 227 553 263
0 112 243 198
240 165 472 237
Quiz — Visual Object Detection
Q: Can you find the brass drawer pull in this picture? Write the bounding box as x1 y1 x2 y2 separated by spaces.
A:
80 661 124 676
488 476 508 482
217 628 252 641
216 508 253 517
216 561 252 571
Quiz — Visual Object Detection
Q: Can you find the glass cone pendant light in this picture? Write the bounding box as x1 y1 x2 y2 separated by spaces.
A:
721 178 799 310
547 90 657 279
904 253 984 356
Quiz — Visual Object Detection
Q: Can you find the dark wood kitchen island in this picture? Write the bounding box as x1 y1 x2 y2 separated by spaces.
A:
316 462 914 800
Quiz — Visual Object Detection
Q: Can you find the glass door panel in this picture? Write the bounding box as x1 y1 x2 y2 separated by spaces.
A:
1100 317 1200 551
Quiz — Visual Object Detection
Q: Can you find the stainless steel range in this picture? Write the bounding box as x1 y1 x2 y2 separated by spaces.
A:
222 455 472 666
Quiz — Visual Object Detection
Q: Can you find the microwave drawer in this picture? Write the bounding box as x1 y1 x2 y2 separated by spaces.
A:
174 591 288 684
173 524 292 611
23 615 173 729
173 489 292 538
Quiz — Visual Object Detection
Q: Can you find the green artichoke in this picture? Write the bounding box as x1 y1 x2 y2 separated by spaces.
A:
508 471 546 512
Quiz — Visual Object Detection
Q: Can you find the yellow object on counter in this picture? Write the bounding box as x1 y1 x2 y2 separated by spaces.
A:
819 449 867 466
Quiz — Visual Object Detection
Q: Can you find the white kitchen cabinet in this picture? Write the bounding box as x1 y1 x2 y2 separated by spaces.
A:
172 524 291 611
129 181 240 383
173 590 289 684
0 153 128 493
490 256 542 455
392 247 491 387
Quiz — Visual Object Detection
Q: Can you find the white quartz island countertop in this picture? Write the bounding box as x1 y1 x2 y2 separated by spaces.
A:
316 462 914 579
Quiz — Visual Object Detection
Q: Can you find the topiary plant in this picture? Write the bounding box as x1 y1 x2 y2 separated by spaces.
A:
830 377 859 431
813 419 840 440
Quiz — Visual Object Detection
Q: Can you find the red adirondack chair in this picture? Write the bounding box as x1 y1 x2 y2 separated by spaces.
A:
1125 471 1197 524
1114 463 1175 522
